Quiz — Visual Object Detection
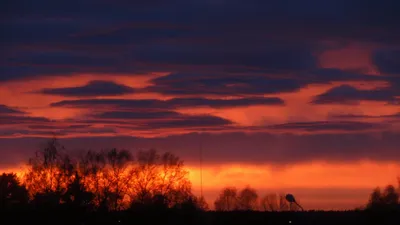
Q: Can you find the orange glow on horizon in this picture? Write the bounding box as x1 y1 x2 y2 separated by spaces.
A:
186 160 400 210
4 160 398 210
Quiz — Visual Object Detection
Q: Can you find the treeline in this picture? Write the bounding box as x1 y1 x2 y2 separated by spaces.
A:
213 186 302 211
1 137 400 214
367 182 400 211
1 138 207 212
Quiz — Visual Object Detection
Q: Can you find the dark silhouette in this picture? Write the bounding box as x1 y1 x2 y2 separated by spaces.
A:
128 149 193 209
25 137 73 208
62 171 95 211
367 185 400 211
237 186 258 211
285 193 304 211
214 187 238 211
260 193 289 211
0 173 29 209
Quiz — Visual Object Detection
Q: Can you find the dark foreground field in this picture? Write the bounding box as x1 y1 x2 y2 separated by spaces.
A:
1 209 399 225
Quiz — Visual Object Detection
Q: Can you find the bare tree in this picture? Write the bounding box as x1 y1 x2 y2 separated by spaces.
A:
78 149 133 211
367 185 399 210
104 148 133 210
382 185 399 205
195 195 209 211
237 186 258 211
279 194 289 211
79 150 107 210
21 138 197 211
128 149 192 208
260 193 279 211
24 137 74 205
214 187 238 211
62 171 94 210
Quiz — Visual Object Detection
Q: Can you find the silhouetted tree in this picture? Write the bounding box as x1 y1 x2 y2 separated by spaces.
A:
382 185 399 205
18 138 198 213
0 173 29 209
237 186 258 211
367 185 399 210
128 149 192 208
278 193 290 211
79 150 107 210
195 196 209 211
214 187 238 211
103 148 133 210
260 193 279 211
78 148 133 211
260 193 296 211
62 171 95 211
24 137 74 207
367 187 383 209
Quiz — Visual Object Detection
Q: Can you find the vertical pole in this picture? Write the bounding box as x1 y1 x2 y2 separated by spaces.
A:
199 131 203 198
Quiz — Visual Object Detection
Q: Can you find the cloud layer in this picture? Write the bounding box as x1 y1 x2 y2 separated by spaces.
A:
1 0 399 169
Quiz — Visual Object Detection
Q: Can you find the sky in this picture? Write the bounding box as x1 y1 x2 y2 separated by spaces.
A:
1 0 400 210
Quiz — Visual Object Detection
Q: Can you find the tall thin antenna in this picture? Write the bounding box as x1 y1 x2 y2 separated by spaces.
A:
199 131 203 198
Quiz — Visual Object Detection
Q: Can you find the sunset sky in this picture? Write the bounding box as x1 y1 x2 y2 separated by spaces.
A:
1 0 400 210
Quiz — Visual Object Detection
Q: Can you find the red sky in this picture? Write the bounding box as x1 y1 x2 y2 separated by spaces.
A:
1 0 400 210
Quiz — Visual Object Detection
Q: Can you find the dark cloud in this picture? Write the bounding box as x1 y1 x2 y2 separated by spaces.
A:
143 70 387 96
141 115 233 129
146 73 305 96
0 105 26 115
268 121 387 132
51 99 169 109
27 124 92 130
303 68 385 84
0 127 119 138
1 131 399 166
372 48 400 75
330 113 400 119
168 97 284 107
311 85 398 105
134 43 317 72
91 110 234 129
50 97 285 109
37 80 135 96
0 115 50 125
95 111 180 119
2 0 399 83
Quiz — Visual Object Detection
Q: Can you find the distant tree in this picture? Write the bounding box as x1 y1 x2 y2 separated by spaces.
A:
260 193 279 211
195 196 209 211
20 137 197 212
237 186 258 211
78 148 133 211
103 148 133 210
367 187 383 208
62 171 95 211
214 187 238 211
382 185 399 205
367 185 400 210
278 194 290 211
128 149 192 208
79 150 107 210
397 177 400 193
260 193 296 211
0 173 29 209
174 195 209 211
24 137 74 206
